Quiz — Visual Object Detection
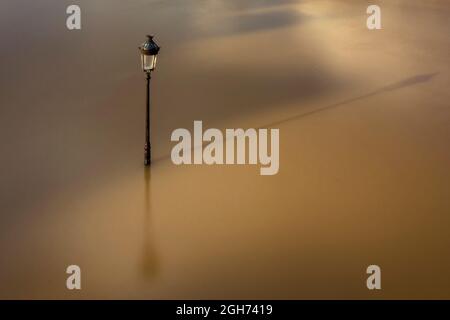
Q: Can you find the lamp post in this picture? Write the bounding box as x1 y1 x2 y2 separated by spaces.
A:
139 35 160 166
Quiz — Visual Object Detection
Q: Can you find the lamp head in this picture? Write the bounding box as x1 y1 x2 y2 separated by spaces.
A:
140 35 160 72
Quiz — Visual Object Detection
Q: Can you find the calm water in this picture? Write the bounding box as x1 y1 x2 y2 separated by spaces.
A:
0 0 449 298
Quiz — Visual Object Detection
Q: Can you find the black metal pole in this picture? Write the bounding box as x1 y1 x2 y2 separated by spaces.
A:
144 72 151 165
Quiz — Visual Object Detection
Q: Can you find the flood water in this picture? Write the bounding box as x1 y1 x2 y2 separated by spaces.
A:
0 0 449 298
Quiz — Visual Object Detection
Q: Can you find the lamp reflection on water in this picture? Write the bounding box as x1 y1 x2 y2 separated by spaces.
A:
141 167 159 279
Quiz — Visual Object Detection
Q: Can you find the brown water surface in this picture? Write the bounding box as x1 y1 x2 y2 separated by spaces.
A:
0 0 449 298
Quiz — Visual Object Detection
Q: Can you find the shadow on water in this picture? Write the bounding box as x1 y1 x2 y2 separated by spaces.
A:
141 167 159 279
263 72 439 128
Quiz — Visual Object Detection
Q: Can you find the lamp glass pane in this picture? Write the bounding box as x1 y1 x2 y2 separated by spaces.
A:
142 54 157 71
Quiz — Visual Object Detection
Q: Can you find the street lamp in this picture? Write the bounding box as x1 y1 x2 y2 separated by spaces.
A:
139 35 160 166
